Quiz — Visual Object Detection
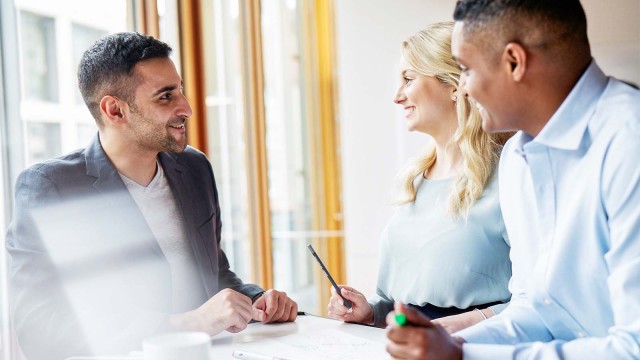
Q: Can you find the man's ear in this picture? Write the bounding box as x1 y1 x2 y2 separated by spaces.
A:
503 42 527 82
99 95 127 125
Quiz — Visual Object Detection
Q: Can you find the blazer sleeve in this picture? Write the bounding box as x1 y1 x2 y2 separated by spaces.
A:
369 287 395 328
6 168 93 359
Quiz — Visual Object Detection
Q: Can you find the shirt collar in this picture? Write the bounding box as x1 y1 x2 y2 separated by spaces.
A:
532 60 608 150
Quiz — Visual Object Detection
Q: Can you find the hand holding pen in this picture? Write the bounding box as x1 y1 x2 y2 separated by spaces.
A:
385 303 464 360
307 244 353 310
327 285 376 324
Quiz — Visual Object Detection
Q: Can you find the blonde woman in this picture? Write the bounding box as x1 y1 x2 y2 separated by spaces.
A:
327 22 512 333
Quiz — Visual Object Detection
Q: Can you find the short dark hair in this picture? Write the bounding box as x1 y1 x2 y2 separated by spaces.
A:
453 0 589 57
78 32 172 124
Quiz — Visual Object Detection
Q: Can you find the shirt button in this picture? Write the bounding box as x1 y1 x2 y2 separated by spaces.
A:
577 332 585 338
544 298 552 305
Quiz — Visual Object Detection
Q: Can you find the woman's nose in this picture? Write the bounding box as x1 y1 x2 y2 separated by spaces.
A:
394 88 406 104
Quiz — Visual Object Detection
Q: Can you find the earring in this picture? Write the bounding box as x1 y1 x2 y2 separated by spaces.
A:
451 95 457 102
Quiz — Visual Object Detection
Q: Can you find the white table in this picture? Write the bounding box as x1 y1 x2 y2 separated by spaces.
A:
68 314 390 360
209 314 390 359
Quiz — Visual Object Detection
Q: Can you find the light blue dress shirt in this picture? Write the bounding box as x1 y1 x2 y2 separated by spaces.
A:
456 61 640 359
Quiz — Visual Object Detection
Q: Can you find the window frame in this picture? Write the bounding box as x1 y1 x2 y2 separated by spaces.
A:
1 0 25 358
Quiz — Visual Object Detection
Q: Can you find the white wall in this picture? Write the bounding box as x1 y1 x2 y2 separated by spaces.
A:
335 0 455 297
335 0 640 297
583 0 640 85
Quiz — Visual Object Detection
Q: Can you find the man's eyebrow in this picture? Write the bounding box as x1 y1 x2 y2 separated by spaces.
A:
153 81 184 96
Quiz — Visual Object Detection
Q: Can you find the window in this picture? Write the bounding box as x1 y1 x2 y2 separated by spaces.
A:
0 1 21 358
262 0 319 312
197 0 344 314
72 23 108 104
25 122 61 164
16 0 131 166
157 0 181 70
20 11 58 102
201 0 253 282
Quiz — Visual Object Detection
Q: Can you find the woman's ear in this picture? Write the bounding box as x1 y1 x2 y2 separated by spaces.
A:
99 95 126 125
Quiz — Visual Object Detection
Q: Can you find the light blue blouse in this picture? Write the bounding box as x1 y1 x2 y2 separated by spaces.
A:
370 172 511 327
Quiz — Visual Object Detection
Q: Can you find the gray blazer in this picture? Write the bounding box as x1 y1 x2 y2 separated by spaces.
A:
5 135 262 359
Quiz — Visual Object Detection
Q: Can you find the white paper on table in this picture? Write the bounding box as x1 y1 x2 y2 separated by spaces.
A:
235 327 391 360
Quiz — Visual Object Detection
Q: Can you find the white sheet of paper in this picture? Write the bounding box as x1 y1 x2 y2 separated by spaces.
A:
236 327 391 360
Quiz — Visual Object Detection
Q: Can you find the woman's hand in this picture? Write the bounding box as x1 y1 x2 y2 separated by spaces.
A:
327 285 374 324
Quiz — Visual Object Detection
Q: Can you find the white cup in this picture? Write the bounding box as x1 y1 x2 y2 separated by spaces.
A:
143 331 211 360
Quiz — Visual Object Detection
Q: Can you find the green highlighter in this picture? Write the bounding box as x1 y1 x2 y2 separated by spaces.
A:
395 312 407 326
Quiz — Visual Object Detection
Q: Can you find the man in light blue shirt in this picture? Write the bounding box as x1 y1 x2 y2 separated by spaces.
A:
384 1 640 359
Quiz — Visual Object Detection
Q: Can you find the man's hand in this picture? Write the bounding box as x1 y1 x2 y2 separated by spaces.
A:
386 303 463 360
169 288 259 335
252 289 298 323
432 308 490 333
327 285 374 325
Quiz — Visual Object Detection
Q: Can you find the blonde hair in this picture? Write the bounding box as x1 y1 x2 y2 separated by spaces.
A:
394 21 512 217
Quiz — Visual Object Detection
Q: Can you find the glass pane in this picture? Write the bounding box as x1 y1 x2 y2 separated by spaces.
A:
72 24 108 104
26 122 61 164
77 122 97 146
17 0 131 164
20 11 58 102
201 0 252 282
158 0 182 70
261 0 321 313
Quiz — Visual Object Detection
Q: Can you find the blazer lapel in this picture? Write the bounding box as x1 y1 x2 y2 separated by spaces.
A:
84 134 164 258
159 152 217 296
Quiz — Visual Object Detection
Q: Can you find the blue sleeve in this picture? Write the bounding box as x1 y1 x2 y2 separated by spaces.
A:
459 122 640 360
456 301 553 346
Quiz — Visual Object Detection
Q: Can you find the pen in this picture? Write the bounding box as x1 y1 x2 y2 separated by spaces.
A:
307 244 352 310
232 349 290 360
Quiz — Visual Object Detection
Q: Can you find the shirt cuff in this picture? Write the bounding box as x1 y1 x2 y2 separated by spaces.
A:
251 291 266 304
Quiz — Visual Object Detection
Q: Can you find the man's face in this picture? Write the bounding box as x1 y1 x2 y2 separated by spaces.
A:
451 22 514 133
125 57 192 153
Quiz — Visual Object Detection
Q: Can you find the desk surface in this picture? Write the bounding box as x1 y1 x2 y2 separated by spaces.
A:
209 314 390 359
68 315 390 360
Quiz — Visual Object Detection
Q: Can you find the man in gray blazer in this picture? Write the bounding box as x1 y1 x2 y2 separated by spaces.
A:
5 32 297 360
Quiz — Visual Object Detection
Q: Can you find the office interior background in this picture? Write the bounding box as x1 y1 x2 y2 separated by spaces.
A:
0 0 638 358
